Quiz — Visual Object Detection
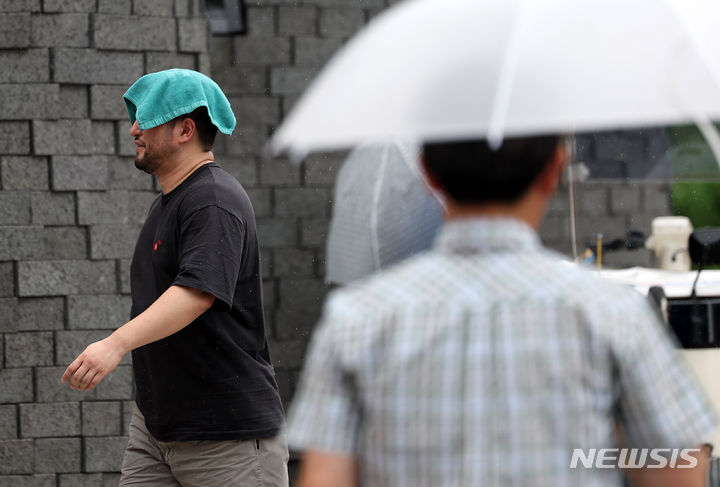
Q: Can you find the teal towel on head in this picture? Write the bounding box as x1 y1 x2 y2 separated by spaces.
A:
123 69 236 135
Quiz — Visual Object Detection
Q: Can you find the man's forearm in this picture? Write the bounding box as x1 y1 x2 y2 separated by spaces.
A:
62 285 214 390
625 445 711 487
109 285 215 354
295 450 358 487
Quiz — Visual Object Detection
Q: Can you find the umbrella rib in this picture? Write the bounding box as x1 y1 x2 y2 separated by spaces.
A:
659 0 720 171
661 0 720 95
566 137 579 262
370 144 390 271
487 0 532 150
397 140 447 211
694 118 720 174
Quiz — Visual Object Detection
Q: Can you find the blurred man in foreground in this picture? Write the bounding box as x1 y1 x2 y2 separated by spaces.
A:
287 136 716 486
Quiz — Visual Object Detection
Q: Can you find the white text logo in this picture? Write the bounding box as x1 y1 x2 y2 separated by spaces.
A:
569 448 700 469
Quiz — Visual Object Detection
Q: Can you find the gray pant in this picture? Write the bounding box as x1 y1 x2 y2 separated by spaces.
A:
120 406 289 487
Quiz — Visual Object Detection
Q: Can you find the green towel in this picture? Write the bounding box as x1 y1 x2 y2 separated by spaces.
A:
123 69 236 135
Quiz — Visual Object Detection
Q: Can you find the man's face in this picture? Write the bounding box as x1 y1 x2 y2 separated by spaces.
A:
130 121 178 174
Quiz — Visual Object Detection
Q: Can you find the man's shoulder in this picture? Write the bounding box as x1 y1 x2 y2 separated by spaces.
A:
327 248 653 323
178 164 252 216
324 251 450 314
185 163 245 194
530 252 653 307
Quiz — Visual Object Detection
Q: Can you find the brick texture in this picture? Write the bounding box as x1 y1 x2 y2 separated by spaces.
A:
133 0 174 16
0 192 31 224
16 298 65 331
294 36 343 67
98 0 131 14
178 17 208 52
145 51 197 72
0 439 34 474
17 260 116 296
90 85 131 120
43 0 96 13
84 437 127 472
77 191 128 224
0 0 40 12
0 476 55 487
0 122 30 154
54 49 143 84
319 7 365 37
31 192 76 225
0 49 49 82
82 402 122 436
51 156 109 190
0 84 59 120
0 369 33 403
5 332 54 367
0 263 14 297
67 295 131 329
278 6 317 35
0 227 44 261
31 13 88 47
58 473 103 486
20 402 81 438
0 13 31 48
59 85 89 119
33 120 93 156
34 438 81 473
94 15 176 51
108 156 154 190
89 224 142 259
1 157 49 190
234 37 291 65
0 405 16 439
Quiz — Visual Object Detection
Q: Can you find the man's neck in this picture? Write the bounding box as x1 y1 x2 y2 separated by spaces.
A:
157 150 214 194
443 191 547 231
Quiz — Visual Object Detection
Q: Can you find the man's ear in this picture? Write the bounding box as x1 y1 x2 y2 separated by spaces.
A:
420 152 442 192
537 141 567 196
175 117 196 144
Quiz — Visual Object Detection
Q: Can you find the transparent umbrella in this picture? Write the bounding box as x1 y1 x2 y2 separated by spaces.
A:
325 140 444 284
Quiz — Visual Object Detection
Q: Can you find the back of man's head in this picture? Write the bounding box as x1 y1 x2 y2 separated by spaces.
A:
422 135 562 204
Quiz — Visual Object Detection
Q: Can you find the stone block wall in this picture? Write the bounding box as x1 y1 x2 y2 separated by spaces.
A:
0 0 210 484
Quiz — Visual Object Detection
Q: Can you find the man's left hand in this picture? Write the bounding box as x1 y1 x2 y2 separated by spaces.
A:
61 337 125 391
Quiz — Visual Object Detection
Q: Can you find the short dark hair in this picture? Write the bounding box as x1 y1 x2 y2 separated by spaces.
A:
422 135 562 204
172 106 218 150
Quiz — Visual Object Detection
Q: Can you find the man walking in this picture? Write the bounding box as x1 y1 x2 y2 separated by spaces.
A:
62 69 288 486
287 136 716 486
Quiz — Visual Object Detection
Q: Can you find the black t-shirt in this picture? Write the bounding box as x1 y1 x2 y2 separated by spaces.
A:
130 163 284 441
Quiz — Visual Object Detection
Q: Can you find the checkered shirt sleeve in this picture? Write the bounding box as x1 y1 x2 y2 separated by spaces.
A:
613 297 718 449
286 299 362 455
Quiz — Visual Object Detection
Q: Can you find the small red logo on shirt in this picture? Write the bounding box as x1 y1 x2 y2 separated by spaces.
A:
153 240 162 252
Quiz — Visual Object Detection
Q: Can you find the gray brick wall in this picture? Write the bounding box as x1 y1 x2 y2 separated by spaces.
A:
0 0 678 484
0 1 211 483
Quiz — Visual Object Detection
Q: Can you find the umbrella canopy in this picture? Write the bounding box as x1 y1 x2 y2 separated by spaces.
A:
325 140 444 284
269 0 720 158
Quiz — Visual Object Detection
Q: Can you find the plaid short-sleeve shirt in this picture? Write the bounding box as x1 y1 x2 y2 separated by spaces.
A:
287 218 716 486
